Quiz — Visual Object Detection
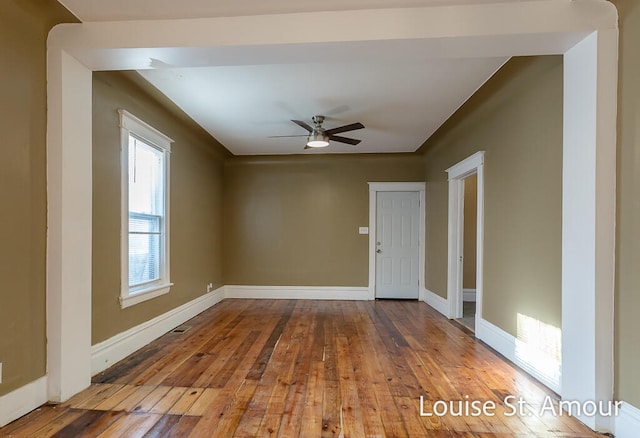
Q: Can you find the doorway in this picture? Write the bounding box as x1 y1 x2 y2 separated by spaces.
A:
458 173 478 330
368 182 426 301
446 152 484 326
375 191 420 299
46 8 617 427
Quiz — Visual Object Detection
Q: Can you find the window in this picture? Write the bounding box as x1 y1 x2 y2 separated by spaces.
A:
119 109 173 308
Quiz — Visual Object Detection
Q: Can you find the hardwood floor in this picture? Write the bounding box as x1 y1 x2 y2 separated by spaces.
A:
1 299 603 437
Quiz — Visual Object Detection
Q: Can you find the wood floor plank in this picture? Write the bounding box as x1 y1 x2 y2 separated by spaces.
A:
0 405 72 437
233 308 303 437
46 409 125 438
207 330 261 388
166 387 204 415
93 384 140 411
342 315 388 438
94 412 160 438
190 315 278 388
254 334 302 437
25 410 85 438
2 300 604 438
147 387 189 414
356 308 412 437
163 415 201 438
140 414 181 437
246 300 296 381
185 388 221 416
160 313 249 388
70 384 126 410
112 385 157 412
64 384 112 407
129 301 253 387
298 361 325 437
321 315 342 438
276 306 317 438
192 380 258 437
336 335 366 438
135 385 173 413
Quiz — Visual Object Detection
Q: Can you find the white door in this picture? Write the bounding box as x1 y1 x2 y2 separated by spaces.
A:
375 191 420 299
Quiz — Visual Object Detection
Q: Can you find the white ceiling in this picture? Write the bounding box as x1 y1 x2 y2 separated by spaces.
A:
57 0 523 155
137 53 506 155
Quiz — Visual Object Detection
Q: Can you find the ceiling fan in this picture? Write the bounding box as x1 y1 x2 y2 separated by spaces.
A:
270 115 365 149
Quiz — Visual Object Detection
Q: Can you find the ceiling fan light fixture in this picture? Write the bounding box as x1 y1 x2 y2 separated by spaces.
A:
306 131 330 148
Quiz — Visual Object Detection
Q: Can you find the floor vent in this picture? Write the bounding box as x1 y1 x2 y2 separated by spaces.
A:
172 325 191 333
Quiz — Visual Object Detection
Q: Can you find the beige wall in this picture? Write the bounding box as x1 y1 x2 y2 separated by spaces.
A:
422 56 563 337
612 0 640 408
92 71 229 344
463 174 477 290
0 0 77 396
223 154 424 286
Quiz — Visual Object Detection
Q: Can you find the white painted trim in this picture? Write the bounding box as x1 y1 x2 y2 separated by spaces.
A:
91 286 225 375
561 28 618 433
446 152 485 320
224 285 369 301
446 151 485 179
615 401 640 438
368 188 377 300
449 178 464 318
46 49 93 403
119 110 173 309
463 288 477 302
368 182 427 192
120 283 173 309
45 0 619 417
368 182 426 300
423 288 449 317
476 318 560 394
118 109 174 147
0 376 48 427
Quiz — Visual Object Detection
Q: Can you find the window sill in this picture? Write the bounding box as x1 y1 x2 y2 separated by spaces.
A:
120 282 173 308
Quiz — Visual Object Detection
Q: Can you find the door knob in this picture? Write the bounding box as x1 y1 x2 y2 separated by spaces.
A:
376 249 382 253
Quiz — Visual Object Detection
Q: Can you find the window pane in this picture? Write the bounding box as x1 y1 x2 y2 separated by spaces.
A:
129 212 160 233
129 231 160 286
128 135 164 288
129 137 164 216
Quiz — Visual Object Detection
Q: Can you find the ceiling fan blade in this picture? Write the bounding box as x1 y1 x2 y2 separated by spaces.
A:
268 135 309 138
328 135 361 145
291 119 313 132
324 122 364 136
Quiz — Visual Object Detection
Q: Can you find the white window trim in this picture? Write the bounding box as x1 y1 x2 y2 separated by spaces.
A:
118 109 174 308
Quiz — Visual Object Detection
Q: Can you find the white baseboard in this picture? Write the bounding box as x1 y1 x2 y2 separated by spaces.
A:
0 376 48 427
463 288 477 302
423 288 449 317
476 317 561 394
224 285 370 300
615 401 640 438
91 286 225 375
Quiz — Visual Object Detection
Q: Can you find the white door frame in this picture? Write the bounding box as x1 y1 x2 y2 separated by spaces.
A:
446 152 485 321
368 182 426 301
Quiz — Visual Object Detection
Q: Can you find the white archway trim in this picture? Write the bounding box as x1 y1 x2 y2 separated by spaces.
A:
368 182 427 301
45 1 618 434
446 151 485 321
561 29 618 431
46 49 93 402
